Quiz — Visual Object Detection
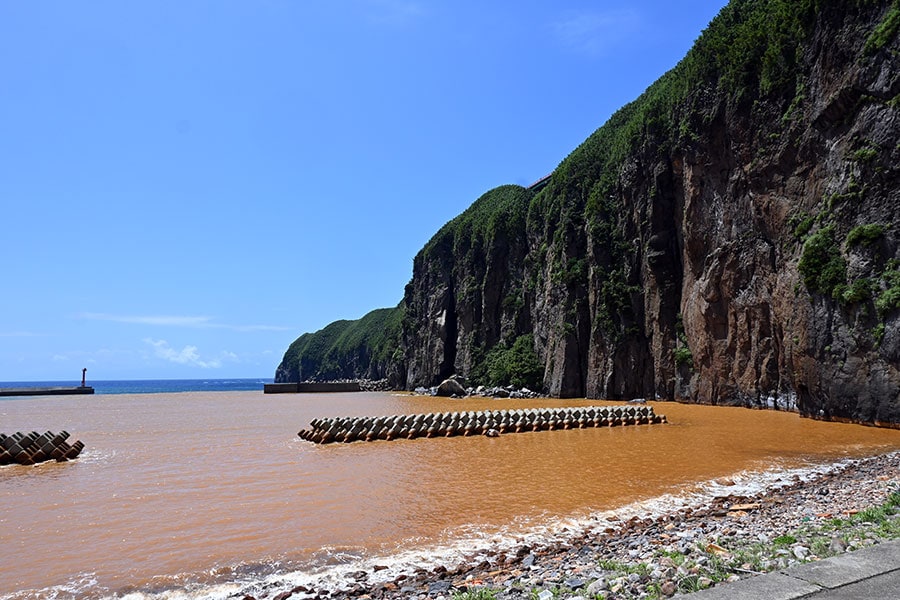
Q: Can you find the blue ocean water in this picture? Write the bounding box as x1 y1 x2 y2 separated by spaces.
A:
0 378 272 395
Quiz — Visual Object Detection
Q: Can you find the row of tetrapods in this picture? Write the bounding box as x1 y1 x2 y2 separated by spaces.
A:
298 405 666 445
0 431 85 466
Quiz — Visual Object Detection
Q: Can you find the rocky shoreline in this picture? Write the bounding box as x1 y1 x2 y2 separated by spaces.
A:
252 451 899 600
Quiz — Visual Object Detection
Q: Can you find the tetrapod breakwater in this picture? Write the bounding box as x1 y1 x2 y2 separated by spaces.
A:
298 405 666 444
0 431 84 465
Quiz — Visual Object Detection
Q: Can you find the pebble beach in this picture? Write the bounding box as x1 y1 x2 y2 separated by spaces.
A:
257 450 900 600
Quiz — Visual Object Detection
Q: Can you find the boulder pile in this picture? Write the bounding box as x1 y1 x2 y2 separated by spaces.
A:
416 382 542 399
0 431 84 465
298 405 665 445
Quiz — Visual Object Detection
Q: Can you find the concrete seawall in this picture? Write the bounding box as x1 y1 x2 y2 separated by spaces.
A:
298 405 666 444
0 386 94 397
265 382 362 394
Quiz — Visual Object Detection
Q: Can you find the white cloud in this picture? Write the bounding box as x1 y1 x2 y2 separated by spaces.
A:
144 338 222 369
53 354 69 361
551 9 640 57
79 313 290 332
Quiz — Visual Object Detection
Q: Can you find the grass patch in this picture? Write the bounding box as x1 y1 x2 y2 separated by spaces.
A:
864 1 900 55
851 146 879 163
453 589 498 600
789 213 815 239
773 534 797 546
846 223 886 247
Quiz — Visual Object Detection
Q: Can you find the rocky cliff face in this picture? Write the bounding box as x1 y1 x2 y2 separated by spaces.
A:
397 0 900 424
402 185 533 387
276 1 900 425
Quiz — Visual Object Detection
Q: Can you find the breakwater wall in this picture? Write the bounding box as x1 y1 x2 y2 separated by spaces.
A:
265 382 362 394
0 386 94 397
0 430 84 465
298 405 666 444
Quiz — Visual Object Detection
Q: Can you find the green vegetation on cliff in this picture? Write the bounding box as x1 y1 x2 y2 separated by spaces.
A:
419 184 532 265
865 0 900 54
276 307 402 382
799 225 848 298
470 335 543 390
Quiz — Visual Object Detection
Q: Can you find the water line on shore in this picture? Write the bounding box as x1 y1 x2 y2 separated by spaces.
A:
98 451 899 600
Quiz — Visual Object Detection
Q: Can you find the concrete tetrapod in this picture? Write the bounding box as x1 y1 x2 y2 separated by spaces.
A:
297 405 666 445
0 431 85 465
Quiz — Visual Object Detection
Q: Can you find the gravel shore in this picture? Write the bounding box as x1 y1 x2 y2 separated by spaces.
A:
255 450 899 600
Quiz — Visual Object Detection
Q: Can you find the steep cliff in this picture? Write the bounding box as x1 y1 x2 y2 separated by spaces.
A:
277 0 900 425
274 307 402 384
402 185 534 387
399 0 900 423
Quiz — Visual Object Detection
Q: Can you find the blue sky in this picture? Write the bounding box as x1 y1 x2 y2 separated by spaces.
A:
1 0 727 381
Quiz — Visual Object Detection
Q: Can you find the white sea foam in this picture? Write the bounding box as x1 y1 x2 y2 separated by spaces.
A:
0 572 100 600
82 453 889 600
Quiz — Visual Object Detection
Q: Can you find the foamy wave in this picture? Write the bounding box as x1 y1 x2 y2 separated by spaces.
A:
0 572 100 600
76 447 118 465
78 453 892 600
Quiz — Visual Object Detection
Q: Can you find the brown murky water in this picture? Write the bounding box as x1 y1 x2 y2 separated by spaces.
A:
1 391 899 598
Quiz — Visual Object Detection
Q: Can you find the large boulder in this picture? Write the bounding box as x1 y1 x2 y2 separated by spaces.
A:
436 378 466 397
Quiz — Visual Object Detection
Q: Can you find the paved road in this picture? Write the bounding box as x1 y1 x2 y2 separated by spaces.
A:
688 539 900 599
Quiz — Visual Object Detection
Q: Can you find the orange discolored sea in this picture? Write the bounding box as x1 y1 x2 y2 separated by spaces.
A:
2 391 899 599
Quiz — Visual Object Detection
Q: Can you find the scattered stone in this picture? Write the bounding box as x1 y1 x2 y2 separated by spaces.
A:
427 581 451 594
585 578 607 595
830 536 848 554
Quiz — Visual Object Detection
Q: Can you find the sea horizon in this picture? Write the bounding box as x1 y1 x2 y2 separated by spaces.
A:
0 377 273 395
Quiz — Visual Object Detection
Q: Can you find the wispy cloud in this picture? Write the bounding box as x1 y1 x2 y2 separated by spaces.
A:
81 313 212 327
144 338 222 369
363 0 426 26
78 313 290 332
0 331 47 337
551 9 640 57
